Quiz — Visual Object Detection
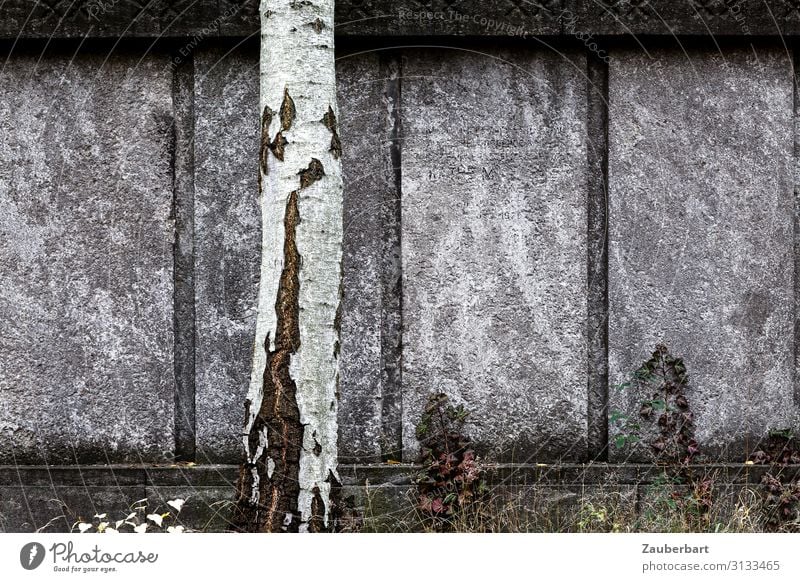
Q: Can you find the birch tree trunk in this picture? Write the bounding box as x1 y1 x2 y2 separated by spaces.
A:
234 0 343 533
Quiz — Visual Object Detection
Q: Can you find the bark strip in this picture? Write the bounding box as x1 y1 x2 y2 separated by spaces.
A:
235 189 303 533
322 106 342 159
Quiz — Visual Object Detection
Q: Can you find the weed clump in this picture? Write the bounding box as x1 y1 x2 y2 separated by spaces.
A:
613 344 698 465
613 344 710 528
414 393 488 531
750 430 800 531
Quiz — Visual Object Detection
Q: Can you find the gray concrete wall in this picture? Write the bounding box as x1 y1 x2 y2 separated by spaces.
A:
400 48 588 462
607 47 798 461
0 50 176 464
1 40 799 465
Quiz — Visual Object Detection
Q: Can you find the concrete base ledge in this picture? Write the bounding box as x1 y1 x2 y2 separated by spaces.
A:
1 463 797 532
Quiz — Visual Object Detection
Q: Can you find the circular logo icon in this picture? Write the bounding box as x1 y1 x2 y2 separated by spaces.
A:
20 542 45 570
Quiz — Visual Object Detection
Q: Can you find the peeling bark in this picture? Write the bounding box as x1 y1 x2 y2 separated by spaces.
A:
235 0 343 533
322 106 342 160
279 88 296 131
259 107 274 184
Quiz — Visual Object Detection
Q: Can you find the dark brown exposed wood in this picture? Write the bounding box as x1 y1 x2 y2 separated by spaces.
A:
234 189 304 533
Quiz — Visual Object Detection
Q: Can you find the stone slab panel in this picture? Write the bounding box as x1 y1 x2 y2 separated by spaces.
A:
194 46 393 462
401 47 589 462
608 48 797 461
193 47 260 463
337 54 398 463
0 51 176 463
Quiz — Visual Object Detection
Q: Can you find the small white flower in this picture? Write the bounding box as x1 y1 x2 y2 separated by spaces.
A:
77 523 92 533
134 523 148 534
166 525 185 534
146 514 163 527
93 513 107 519
167 499 185 512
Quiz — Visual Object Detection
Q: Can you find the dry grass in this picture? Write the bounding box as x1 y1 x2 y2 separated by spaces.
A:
359 469 781 533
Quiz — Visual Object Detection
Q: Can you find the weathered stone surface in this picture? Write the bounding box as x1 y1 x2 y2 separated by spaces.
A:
0 51 175 463
0 467 144 532
607 48 797 461
1 463 794 531
337 54 399 463
5 1 800 38
0 486 143 533
0 0 562 38
400 48 588 462
194 46 393 462
563 0 794 36
193 47 260 464
0 465 238 532
146 486 236 532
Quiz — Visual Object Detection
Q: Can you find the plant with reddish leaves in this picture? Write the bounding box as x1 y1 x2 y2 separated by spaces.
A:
632 344 698 466
414 393 488 530
750 430 800 531
614 345 712 529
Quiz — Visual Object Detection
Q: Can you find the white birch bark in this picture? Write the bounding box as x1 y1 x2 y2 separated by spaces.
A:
237 0 342 533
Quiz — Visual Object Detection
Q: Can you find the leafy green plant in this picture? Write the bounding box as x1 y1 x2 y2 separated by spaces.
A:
614 344 698 465
576 499 629 533
609 409 640 451
613 345 710 529
414 393 488 531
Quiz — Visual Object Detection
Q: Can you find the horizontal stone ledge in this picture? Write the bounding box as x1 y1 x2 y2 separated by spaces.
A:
0 465 236 487
1 463 797 487
2 464 797 532
3 0 800 38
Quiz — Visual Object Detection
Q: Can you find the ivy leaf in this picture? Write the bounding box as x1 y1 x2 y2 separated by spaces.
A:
609 411 628 424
